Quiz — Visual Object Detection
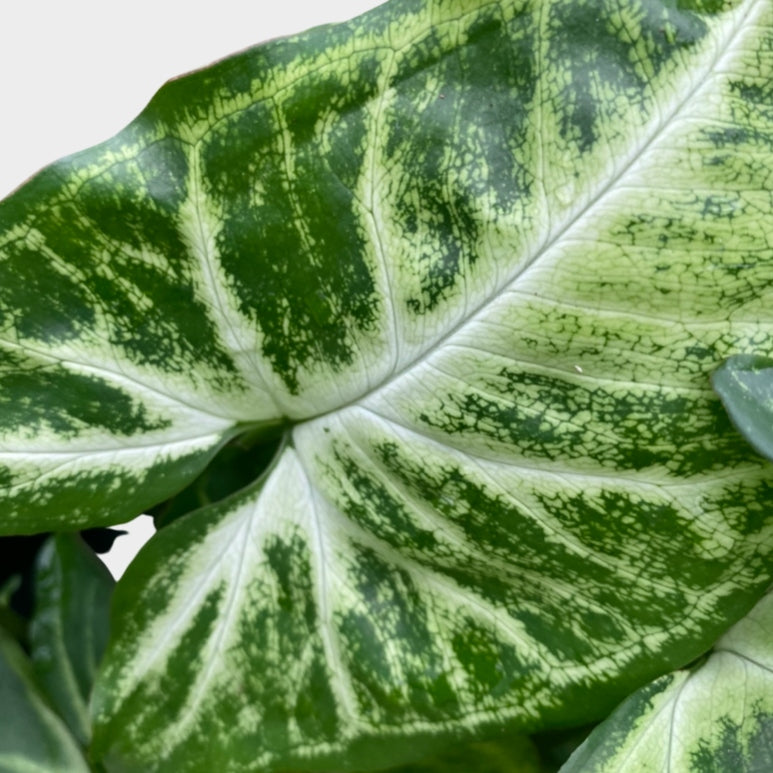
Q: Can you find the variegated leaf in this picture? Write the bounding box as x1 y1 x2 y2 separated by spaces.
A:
560 589 773 772
0 0 771 769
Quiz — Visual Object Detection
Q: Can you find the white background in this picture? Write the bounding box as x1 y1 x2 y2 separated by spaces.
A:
0 0 382 577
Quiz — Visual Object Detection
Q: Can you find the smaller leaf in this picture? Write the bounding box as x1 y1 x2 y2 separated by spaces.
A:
0 629 90 772
150 426 284 529
0 575 25 645
560 590 773 771
29 534 114 745
712 355 773 461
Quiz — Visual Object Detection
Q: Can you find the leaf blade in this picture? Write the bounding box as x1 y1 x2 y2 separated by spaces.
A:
713 354 773 462
29 534 114 744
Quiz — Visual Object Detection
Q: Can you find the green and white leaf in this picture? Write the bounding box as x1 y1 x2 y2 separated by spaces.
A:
714 354 773 461
29 534 114 745
560 589 773 772
0 0 771 769
0 630 90 773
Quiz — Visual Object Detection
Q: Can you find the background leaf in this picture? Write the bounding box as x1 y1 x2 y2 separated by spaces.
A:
0 630 90 772
713 354 773 461
29 534 114 745
150 426 285 529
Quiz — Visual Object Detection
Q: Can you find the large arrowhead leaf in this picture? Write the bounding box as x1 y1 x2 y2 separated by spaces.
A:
1 0 772 769
560 589 773 772
375 729 542 773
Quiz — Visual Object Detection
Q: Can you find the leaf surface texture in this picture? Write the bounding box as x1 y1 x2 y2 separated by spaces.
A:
0 0 771 768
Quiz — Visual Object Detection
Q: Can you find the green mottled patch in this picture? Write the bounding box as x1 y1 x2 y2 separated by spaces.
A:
0 361 171 437
205 53 385 391
96 583 227 764
690 712 773 771
344 544 458 722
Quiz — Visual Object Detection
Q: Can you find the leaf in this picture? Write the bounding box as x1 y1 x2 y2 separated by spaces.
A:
0 575 25 645
713 354 773 461
531 725 597 772
29 534 114 745
0 630 90 772
0 0 770 769
560 589 773 772
149 425 285 529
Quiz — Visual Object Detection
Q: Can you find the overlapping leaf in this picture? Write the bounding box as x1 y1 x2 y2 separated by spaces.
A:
0 629 90 772
1 0 773 769
0 536 112 770
714 354 773 461
561 589 773 771
29 534 114 744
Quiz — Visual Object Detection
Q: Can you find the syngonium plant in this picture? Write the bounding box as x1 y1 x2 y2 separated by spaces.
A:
1 0 773 770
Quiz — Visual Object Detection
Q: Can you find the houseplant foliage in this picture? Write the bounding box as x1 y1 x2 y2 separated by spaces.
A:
1 0 772 769
562 588 773 771
0 535 113 771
